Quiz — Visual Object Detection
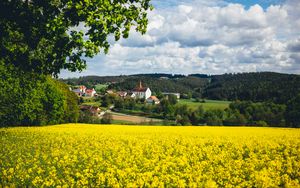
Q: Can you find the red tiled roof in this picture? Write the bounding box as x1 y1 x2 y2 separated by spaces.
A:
148 96 159 101
86 89 94 93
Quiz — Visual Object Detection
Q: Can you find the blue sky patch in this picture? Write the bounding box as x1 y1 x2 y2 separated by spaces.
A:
152 0 284 9
225 0 284 9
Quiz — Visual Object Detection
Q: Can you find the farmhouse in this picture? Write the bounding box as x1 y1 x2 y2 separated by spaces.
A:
73 88 83 96
72 85 86 96
72 85 97 97
85 88 96 97
132 81 151 99
146 96 160 104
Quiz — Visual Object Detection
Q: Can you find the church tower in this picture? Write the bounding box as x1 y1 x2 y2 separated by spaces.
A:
139 80 142 88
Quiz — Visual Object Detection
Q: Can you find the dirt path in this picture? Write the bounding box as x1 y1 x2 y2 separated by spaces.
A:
110 112 162 123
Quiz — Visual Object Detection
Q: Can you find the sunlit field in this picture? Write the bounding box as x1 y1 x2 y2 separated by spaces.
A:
1 124 300 187
177 99 231 110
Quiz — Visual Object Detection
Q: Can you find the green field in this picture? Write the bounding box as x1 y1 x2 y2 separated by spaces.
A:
1 124 299 187
80 96 100 106
177 99 231 110
95 84 108 92
81 101 100 106
111 119 136 124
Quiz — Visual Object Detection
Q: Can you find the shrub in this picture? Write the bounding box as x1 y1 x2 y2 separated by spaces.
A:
101 113 113 124
256 120 268 127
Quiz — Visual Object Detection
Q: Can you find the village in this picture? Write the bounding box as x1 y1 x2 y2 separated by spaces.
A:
71 81 180 120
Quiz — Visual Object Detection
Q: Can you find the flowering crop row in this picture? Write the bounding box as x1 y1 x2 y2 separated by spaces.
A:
0 124 300 187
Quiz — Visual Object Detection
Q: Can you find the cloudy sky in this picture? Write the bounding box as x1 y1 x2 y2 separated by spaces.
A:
60 0 300 78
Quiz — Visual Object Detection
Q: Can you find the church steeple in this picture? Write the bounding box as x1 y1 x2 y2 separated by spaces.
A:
139 80 142 88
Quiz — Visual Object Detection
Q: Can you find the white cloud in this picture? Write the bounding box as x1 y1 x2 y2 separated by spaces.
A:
178 5 193 14
60 0 300 78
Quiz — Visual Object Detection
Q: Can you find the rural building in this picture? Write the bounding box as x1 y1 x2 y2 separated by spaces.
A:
72 85 97 97
72 85 87 96
80 105 101 116
85 88 96 97
146 96 160 104
73 88 83 96
127 92 136 98
162 92 181 99
79 85 87 93
132 81 151 99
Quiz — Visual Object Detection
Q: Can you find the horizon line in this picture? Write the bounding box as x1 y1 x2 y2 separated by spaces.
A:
59 71 299 79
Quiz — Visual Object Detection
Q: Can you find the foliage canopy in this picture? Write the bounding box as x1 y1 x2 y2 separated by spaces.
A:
0 0 152 76
0 61 79 126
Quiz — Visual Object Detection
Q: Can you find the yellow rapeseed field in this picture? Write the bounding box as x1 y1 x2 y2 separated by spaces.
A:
1 124 300 187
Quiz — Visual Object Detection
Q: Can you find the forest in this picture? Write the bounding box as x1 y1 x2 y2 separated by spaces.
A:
63 72 300 104
203 72 300 104
95 93 299 127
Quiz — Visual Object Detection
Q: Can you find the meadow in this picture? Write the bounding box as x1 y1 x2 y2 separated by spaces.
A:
1 124 300 187
95 84 108 92
177 99 231 110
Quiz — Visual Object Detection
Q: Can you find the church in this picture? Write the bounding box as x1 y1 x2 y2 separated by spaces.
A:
132 81 151 99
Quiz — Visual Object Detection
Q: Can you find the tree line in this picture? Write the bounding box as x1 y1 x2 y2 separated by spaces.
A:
204 72 300 104
98 93 300 127
63 72 300 105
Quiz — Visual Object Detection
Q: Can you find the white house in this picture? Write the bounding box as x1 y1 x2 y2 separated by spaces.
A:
132 81 151 99
85 88 96 97
72 85 87 96
79 85 87 93
72 88 83 96
72 85 97 97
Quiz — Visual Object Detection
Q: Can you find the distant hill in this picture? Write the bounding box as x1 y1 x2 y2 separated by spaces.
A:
205 72 300 104
61 72 300 104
